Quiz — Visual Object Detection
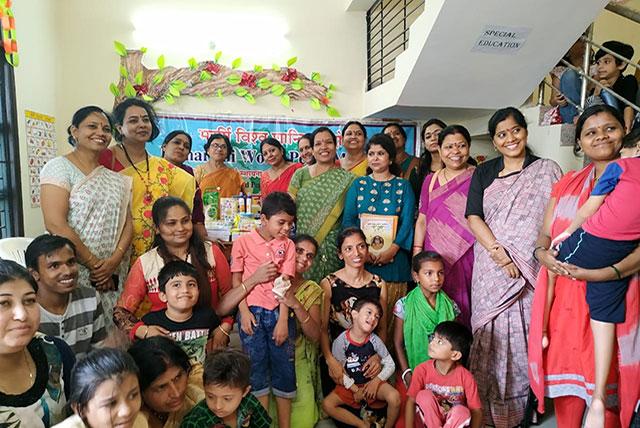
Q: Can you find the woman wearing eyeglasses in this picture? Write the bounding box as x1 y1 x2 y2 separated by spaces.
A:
194 133 246 200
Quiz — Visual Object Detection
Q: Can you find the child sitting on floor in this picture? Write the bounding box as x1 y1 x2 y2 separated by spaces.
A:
322 297 400 428
406 321 482 428
394 251 460 388
141 260 220 364
543 128 640 428
181 348 272 428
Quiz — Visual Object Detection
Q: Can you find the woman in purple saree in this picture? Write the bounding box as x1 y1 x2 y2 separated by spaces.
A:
465 108 562 428
413 125 475 328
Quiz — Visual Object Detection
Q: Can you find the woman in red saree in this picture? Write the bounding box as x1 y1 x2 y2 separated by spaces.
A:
529 105 640 428
465 107 562 427
259 137 302 199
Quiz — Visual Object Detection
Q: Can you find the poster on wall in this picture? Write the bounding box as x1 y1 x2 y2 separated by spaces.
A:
25 110 56 207
152 113 417 193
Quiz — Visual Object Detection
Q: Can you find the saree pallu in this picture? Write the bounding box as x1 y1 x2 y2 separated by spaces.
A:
121 157 195 262
528 165 640 428
421 168 475 327
195 165 244 198
260 163 302 199
347 158 368 177
41 164 132 326
469 159 561 428
289 167 354 283
270 280 323 427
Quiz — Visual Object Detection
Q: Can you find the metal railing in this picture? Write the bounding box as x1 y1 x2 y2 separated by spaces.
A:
538 4 640 122
366 0 425 90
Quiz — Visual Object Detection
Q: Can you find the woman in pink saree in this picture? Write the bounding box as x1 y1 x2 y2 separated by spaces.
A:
465 108 562 428
413 125 475 328
528 105 640 428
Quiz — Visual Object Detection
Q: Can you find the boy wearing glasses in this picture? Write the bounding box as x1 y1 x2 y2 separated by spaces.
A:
405 321 482 428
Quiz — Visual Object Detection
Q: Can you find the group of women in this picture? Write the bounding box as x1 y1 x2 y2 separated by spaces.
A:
0 96 637 428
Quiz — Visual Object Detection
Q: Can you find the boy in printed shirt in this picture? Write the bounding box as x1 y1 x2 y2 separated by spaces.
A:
323 297 400 428
142 260 219 364
406 321 481 428
231 191 297 428
26 234 106 359
181 349 272 428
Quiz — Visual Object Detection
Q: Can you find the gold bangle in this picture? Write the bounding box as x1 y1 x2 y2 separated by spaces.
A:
301 314 311 324
143 326 149 339
218 325 230 337
241 283 248 294
116 246 126 254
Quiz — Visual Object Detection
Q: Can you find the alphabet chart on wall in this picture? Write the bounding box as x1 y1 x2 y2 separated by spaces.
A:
25 110 56 207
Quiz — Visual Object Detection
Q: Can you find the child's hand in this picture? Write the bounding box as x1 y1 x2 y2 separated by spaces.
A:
240 310 257 336
362 377 381 401
362 354 382 379
551 231 571 249
273 318 289 346
353 388 365 403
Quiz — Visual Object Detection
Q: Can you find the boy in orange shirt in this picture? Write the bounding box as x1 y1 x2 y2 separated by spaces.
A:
231 191 297 428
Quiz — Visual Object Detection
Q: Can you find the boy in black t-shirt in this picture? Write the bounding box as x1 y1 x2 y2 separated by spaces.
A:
142 260 219 364
593 40 638 132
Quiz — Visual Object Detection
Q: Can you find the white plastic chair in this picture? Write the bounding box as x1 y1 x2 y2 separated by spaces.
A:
0 237 34 267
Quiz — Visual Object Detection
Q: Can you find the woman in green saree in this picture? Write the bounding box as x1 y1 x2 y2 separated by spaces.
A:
288 127 355 283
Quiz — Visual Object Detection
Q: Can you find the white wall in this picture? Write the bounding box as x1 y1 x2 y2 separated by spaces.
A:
13 0 59 236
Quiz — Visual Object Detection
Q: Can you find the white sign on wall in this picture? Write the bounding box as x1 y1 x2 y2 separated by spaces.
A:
472 25 531 55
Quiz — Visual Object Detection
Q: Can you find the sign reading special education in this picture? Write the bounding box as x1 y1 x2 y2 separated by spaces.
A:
151 113 417 193
471 25 531 55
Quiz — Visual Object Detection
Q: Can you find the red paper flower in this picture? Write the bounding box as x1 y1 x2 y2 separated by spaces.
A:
281 68 298 82
240 72 256 88
204 62 221 74
133 83 148 95
321 96 330 105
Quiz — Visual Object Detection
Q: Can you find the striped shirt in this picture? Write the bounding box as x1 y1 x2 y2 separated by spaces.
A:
39 287 107 358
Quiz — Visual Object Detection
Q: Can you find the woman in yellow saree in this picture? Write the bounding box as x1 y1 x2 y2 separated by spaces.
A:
99 99 195 263
289 127 354 283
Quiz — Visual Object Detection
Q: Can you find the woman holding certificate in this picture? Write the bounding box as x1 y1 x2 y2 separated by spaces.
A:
342 133 415 340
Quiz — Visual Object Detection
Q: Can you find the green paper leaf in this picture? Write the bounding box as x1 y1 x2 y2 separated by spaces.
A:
311 72 321 83
200 70 212 81
188 57 198 70
291 79 303 91
215 51 222 62
272 63 280 71
164 93 175 104
169 85 181 97
142 94 154 102
171 80 187 91
244 93 256 104
140 47 147 54
329 83 336 91
195 93 204 99
124 82 136 97
109 83 120 97
231 57 242 69
114 41 127 57
226 74 241 85
119 65 128 78
257 78 272 90
271 84 285 96
326 90 334 99
217 89 224 99
286 56 297 66
327 106 340 117
234 87 248 97
134 71 143 85
152 73 164 85
280 94 290 107
310 97 321 110
157 55 165 70
253 64 263 72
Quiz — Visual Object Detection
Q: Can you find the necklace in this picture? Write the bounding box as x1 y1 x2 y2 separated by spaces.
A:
68 151 97 175
24 349 33 380
121 144 153 203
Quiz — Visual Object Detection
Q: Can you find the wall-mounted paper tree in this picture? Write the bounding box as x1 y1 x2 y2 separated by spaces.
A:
110 41 340 117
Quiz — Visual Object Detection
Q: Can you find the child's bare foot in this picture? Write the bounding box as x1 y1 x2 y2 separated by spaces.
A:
584 397 605 428
542 334 549 349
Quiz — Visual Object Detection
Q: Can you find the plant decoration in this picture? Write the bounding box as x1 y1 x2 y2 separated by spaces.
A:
110 41 340 117
0 0 17 66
